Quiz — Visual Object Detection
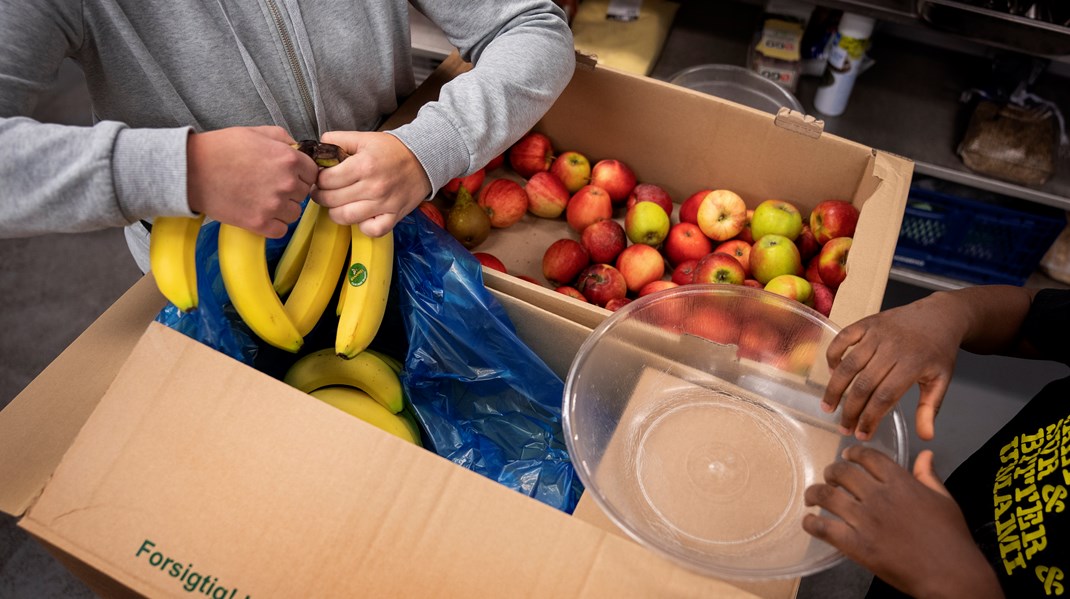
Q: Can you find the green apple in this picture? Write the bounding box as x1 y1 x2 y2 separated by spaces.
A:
625 200 671 247
749 234 803 285
750 199 803 242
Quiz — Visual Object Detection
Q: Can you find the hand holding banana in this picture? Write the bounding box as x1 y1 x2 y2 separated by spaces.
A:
150 138 394 358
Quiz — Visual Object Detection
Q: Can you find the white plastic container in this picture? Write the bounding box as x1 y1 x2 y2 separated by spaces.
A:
813 13 876 117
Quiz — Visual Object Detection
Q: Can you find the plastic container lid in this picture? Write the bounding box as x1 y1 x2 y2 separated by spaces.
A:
838 12 876 40
563 285 908 580
668 64 804 115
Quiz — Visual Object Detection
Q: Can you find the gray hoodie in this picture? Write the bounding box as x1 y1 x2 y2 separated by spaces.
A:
0 0 574 257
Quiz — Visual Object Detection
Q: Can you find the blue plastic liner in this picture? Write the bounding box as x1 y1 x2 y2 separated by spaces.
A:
393 211 582 514
154 202 582 514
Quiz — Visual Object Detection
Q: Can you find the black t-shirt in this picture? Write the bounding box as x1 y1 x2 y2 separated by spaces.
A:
869 289 1070 598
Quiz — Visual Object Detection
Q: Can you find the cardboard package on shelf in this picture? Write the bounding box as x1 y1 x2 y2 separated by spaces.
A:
0 52 911 598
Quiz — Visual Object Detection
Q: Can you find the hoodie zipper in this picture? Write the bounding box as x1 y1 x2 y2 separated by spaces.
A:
264 0 318 133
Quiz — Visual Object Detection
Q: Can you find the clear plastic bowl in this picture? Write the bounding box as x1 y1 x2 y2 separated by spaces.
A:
669 64 804 115
563 285 907 580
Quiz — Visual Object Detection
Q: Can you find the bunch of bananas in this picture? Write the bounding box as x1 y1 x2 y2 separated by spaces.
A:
285 347 421 445
148 141 394 357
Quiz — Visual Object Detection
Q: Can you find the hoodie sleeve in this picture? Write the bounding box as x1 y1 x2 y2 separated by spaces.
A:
394 0 574 197
0 0 193 238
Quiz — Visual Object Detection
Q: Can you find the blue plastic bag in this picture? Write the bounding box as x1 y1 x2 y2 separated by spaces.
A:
393 211 583 513
154 204 582 514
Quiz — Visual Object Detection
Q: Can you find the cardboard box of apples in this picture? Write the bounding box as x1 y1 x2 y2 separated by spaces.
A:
428 129 865 320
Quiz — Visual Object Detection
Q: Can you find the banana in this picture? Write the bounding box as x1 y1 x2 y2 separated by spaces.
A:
283 348 403 413
335 254 349 316
397 408 423 446
272 201 321 296
309 386 420 445
364 349 403 374
149 215 205 312
218 224 303 353
283 209 351 336
336 227 394 358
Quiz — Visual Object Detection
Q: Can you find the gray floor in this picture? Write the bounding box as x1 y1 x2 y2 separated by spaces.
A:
3 58 1068 599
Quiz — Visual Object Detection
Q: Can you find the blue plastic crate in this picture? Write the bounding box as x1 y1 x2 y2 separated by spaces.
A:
893 187 1066 286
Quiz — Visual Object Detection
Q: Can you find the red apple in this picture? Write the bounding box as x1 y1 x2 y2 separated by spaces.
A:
575 263 628 307
625 183 673 218
679 189 713 225
615 243 666 294
696 190 747 241
811 280 834 317
418 202 445 228
750 234 803 285
714 239 752 278
671 259 699 285
566 185 613 233
516 274 541 286
581 219 627 264
525 171 570 219
750 199 804 242
625 201 671 247
817 236 852 290
692 252 746 285
473 252 507 273
795 224 820 263
549 150 591 194
484 152 505 172
589 159 637 204
542 238 590 286
442 168 486 200
604 297 633 312
810 199 860 245
737 209 755 244
804 257 823 285
688 305 741 346
739 319 783 363
477 178 528 228
765 274 814 307
638 280 679 297
555 285 587 302
743 279 763 289
664 222 713 267
509 131 554 178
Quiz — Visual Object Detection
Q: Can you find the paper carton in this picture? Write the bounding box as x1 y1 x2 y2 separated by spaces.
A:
0 52 911 598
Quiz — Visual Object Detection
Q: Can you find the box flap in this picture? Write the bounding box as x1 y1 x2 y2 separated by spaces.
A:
22 323 762 597
828 151 914 328
0 275 163 517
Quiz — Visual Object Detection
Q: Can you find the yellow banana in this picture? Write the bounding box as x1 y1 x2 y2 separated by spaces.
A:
336 227 394 358
283 210 351 337
309 386 420 445
218 224 303 353
364 349 403 374
149 215 205 312
283 348 403 413
272 201 321 296
335 257 349 316
397 408 423 446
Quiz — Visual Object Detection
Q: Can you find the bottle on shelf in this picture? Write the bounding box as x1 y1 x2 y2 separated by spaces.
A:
813 12 876 117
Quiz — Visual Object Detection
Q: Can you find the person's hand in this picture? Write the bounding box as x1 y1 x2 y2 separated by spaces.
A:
186 126 318 238
821 294 968 441
311 131 432 238
803 448 1003 599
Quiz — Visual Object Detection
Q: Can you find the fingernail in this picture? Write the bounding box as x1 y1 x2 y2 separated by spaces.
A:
820 401 833 413
838 425 851 436
856 430 870 442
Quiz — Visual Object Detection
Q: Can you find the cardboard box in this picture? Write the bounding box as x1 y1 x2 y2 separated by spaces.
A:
0 53 912 598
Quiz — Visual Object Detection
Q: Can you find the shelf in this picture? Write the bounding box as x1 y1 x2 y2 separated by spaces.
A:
792 37 1070 212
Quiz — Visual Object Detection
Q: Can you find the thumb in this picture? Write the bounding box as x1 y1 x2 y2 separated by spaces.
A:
321 130 365 155
913 449 951 498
